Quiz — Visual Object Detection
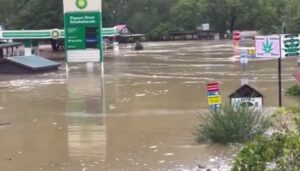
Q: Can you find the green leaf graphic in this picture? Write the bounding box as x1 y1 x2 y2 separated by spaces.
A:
262 38 273 53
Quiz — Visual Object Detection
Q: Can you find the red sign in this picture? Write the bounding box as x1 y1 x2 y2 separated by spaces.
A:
233 31 241 41
207 82 219 92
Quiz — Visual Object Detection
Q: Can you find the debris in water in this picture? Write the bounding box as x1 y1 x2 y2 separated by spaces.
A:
158 160 165 164
0 122 10 126
164 153 174 156
135 93 146 97
149 146 157 149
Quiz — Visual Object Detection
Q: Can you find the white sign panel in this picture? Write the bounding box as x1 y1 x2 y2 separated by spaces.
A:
255 35 280 58
63 0 102 12
231 97 263 110
202 23 210 31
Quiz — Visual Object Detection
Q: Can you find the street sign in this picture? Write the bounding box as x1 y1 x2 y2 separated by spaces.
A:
208 95 222 105
248 49 256 58
233 31 241 41
207 82 219 92
63 0 103 63
255 35 280 58
207 82 221 110
281 34 300 58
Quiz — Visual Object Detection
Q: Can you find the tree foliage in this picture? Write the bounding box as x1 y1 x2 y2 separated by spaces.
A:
0 0 299 35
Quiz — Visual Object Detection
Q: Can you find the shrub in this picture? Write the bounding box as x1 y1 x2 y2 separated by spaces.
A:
232 107 300 171
288 105 300 132
194 105 270 144
232 133 300 171
285 85 300 96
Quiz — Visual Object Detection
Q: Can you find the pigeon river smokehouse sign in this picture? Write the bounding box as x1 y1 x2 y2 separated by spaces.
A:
63 0 103 63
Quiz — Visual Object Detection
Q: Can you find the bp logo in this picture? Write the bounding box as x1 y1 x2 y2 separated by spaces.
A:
51 29 60 40
76 0 88 9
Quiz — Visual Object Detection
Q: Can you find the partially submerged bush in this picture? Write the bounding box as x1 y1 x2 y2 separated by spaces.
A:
232 133 300 171
232 107 300 171
285 85 300 96
194 105 270 144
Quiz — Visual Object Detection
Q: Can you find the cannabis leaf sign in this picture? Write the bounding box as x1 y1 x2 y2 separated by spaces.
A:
262 38 273 54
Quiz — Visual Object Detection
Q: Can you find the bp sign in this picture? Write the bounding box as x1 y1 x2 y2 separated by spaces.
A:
63 0 103 63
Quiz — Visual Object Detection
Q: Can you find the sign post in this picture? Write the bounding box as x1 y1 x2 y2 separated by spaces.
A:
63 0 103 64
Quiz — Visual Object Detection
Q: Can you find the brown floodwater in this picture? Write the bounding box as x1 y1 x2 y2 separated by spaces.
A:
0 40 299 171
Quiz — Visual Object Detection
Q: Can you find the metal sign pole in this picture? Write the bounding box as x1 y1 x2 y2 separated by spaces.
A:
278 35 282 107
278 57 282 107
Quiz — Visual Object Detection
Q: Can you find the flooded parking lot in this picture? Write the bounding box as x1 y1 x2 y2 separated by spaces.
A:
0 40 299 171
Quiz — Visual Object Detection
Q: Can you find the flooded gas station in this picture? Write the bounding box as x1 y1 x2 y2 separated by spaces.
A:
0 40 299 171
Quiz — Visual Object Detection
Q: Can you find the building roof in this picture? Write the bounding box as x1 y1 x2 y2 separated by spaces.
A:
7 55 60 70
229 84 263 98
115 25 127 32
0 42 22 48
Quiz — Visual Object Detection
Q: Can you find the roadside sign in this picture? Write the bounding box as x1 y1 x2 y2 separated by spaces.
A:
281 34 300 58
233 31 241 41
255 35 280 58
208 95 222 105
207 82 222 110
207 82 219 92
63 0 103 63
248 49 256 58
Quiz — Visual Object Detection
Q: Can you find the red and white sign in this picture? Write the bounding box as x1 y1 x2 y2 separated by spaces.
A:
233 31 241 41
207 82 220 92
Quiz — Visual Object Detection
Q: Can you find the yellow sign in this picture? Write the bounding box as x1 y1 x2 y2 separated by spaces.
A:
248 49 255 56
208 95 222 105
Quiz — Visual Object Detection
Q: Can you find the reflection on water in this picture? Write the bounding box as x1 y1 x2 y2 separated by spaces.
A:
66 69 106 160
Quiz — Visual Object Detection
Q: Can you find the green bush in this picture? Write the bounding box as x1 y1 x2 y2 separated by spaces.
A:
232 107 300 171
285 85 300 96
194 105 270 144
232 133 300 171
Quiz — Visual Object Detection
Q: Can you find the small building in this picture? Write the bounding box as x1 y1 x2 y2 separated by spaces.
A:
114 25 146 43
169 30 219 41
229 84 264 109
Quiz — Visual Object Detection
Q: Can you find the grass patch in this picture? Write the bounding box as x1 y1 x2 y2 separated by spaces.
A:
194 105 270 144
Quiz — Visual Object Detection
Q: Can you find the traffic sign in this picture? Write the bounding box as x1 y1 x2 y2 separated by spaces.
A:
207 82 219 92
233 31 241 41
208 95 222 105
